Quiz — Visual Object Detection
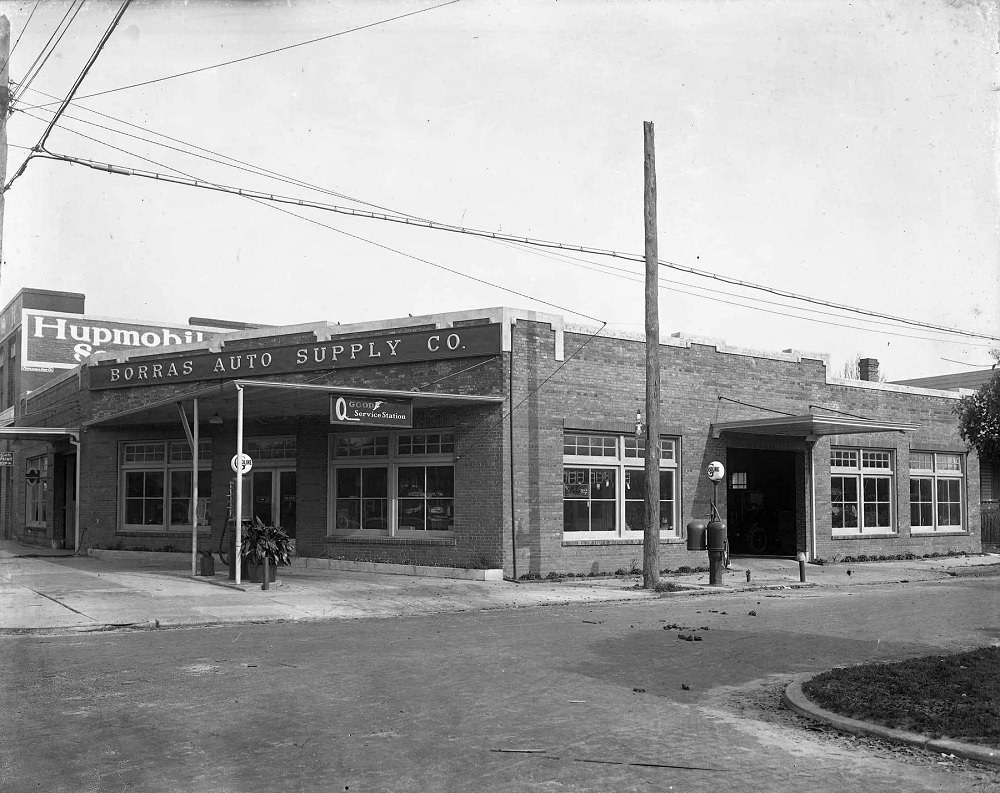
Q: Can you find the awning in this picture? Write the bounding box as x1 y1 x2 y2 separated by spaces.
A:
84 379 504 428
0 427 80 441
711 414 919 439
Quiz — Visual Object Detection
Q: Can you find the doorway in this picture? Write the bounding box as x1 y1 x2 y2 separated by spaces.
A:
726 448 797 556
250 468 296 538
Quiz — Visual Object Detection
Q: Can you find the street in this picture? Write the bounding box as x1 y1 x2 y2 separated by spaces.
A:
2 576 999 793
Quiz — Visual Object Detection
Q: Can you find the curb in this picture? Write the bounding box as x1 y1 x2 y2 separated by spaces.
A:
784 675 1000 767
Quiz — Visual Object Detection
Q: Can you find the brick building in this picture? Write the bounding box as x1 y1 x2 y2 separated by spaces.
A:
6 306 982 576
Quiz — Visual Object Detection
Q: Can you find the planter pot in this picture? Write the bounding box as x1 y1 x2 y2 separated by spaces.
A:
244 561 277 584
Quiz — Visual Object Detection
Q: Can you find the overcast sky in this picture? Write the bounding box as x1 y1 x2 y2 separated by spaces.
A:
0 0 997 380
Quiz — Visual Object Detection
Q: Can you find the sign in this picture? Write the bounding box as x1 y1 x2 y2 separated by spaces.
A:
706 461 725 482
230 454 253 474
25 467 40 484
22 309 230 371
89 323 503 390
0 452 13 467
330 394 413 428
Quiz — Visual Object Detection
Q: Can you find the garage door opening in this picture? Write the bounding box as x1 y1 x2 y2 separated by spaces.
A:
726 448 797 557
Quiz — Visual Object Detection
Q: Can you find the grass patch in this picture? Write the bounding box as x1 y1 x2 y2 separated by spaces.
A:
803 646 1000 748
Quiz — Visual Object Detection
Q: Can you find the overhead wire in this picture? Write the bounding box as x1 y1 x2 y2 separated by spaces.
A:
6 0 132 192
18 0 464 111
15 107 605 325
25 146 1000 344
0 0 42 76
10 0 84 104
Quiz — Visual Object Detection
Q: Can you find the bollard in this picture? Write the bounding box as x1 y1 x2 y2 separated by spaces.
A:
796 552 807 583
261 557 270 591
746 569 751 583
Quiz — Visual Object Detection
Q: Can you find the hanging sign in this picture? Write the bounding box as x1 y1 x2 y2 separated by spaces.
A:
230 453 253 474
330 394 413 428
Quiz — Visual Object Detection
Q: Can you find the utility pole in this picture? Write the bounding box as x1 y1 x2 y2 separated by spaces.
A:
0 15 10 289
642 121 660 588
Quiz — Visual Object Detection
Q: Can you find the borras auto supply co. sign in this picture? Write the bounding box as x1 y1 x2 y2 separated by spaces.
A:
20 309 229 372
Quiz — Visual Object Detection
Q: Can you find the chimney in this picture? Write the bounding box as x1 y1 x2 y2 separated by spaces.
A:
859 358 880 382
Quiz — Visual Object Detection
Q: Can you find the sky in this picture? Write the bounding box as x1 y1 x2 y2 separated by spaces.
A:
0 0 996 380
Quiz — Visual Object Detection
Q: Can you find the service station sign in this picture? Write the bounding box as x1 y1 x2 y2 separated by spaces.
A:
89 324 503 390
330 394 413 428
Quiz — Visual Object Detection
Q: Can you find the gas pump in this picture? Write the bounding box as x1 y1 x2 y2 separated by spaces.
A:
686 460 729 586
221 476 252 581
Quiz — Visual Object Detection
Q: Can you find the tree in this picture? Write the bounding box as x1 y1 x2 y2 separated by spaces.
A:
956 370 1000 463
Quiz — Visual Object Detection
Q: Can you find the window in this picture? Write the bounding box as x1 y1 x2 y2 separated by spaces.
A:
25 455 48 527
330 431 455 536
563 432 679 538
910 452 964 533
831 447 894 535
120 440 212 531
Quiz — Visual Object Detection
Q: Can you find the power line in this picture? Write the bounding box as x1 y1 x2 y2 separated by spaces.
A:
6 0 131 192
28 147 1000 344
21 85 985 347
11 0 84 104
18 0 464 111
1 0 42 76
14 110 605 325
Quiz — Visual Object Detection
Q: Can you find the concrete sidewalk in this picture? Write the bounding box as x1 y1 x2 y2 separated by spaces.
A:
1 540 998 634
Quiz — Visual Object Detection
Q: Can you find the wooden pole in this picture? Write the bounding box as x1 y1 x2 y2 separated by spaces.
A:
0 15 10 291
642 121 661 589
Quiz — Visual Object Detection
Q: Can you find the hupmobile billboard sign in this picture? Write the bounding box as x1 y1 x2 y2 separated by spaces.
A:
21 309 230 372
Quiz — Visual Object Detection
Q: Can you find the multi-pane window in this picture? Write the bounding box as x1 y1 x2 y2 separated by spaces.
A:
330 431 455 536
245 437 297 461
910 452 964 533
120 440 212 531
563 433 679 538
831 447 894 534
25 455 48 526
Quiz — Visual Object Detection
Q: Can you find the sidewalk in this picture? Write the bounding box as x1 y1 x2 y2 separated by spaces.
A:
1 540 998 634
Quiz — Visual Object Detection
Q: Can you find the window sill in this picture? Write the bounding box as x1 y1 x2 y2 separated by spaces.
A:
562 537 680 547
326 535 456 547
831 532 898 540
118 528 213 535
909 529 968 536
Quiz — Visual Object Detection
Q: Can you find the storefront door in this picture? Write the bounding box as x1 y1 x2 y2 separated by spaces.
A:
251 469 296 538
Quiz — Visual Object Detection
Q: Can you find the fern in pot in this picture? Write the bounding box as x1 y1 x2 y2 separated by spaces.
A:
241 517 292 584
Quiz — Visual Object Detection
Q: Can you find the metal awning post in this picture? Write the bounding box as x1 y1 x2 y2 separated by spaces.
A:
192 398 199 577
70 435 81 552
234 384 244 585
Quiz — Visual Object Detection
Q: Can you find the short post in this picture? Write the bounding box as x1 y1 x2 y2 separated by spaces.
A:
261 557 270 591
797 551 807 583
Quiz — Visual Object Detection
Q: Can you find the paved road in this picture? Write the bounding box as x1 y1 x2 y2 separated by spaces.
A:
2 576 998 793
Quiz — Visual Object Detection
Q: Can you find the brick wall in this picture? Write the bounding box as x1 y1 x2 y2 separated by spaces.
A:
506 320 979 575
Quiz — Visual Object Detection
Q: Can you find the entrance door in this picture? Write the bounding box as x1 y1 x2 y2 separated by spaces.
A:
726 449 797 556
250 469 296 538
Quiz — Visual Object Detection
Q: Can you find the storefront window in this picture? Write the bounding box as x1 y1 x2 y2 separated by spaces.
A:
562 432 679 538
119 440 212 531
910 452 964 533
330 431 455 536
831 447 893 535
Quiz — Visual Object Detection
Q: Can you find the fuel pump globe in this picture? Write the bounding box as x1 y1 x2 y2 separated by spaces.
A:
706 461 725 482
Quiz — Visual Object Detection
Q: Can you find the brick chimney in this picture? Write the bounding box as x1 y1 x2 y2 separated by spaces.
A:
859 357 880 382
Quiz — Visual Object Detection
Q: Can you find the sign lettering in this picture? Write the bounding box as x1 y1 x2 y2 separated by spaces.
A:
330 394 413 428
90 324 502 390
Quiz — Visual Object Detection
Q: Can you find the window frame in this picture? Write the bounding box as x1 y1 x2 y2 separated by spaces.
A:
830 446 895 536
118 440 213 532
328 430 455 538
909 451 965 534
562 432 680 540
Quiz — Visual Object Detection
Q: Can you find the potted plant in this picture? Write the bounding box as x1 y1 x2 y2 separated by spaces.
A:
240 518 292 584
